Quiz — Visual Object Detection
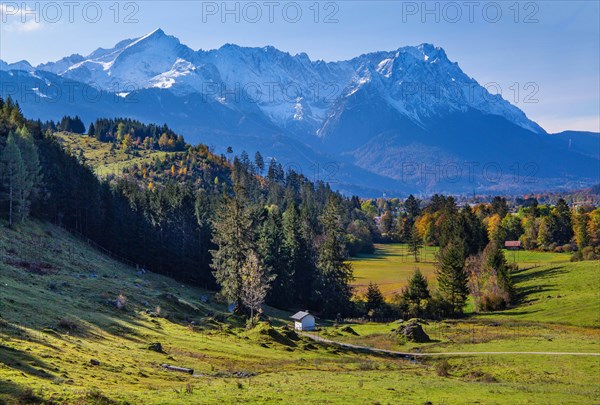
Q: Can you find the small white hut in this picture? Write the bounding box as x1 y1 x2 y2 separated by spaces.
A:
291 311 315 331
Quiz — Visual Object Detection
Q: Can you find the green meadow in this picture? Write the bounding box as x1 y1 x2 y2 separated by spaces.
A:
351 244 439 297
54 132 170 178
1 223 598 404
350 243 573 298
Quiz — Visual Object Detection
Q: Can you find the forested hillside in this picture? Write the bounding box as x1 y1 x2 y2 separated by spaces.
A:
0 98 375 317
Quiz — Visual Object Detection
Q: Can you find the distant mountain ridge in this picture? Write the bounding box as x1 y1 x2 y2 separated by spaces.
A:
1 29 597 195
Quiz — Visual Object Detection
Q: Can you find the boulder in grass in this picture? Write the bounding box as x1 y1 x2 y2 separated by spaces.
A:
393 319 430 343
148 342 163 353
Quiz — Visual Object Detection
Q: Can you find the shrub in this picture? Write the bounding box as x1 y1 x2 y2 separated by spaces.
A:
57 318 79 332
16 387 42 404
479 293 508 311
435 359 451 377
571 250 583 262
582 246 600 261
77 389 117 405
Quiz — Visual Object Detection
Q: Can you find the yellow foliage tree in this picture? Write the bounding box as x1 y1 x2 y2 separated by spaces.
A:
486 214 503 243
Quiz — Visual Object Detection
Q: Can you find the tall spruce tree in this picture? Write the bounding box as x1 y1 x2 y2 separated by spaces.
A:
404 268 430 303
365 282 385 315
210 185 257 312
254 151 265 175
315 198 354 316
283 202 314 306
259 205 293 308
436 240 469 316
15 126 41 221
401 268 431 317
0 132 26 226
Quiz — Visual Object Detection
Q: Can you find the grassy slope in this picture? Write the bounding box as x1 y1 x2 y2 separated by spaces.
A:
54 132 169 177
1 223 598 404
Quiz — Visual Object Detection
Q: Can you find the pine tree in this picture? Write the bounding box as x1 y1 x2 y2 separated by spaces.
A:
404 194 421 219
259 205 293 307
552 199 573 245
210 185 257 312
401 268 431 317
254 151 265 175
408 224 423 262
436 240 468 316
404 268 430 302
365 282 385 315
87 122 95 136
315 198 354 316
15 126 42 221
283 202 314 306
0 132 26 226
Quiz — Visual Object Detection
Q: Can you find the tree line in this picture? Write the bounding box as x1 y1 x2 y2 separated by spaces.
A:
364 195 600 261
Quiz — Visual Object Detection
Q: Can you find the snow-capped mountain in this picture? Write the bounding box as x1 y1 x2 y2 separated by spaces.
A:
1 29 597 195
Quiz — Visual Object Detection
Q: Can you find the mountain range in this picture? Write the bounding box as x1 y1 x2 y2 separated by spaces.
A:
1 28 598 196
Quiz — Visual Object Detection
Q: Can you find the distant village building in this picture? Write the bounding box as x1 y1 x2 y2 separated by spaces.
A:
291 311 315 331
504 241 522 250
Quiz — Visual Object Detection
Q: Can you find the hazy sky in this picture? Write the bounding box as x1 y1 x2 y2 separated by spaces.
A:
1 0 598 133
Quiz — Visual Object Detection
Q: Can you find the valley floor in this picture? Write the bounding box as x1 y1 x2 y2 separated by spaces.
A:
1 223 599 404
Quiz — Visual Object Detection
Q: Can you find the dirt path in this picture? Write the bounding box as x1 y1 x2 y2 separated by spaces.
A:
301 333 600 357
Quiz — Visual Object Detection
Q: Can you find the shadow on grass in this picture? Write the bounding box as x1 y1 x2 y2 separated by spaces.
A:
512 266 566 304
512 265 565 283
0 345 56 380
0 380 45 405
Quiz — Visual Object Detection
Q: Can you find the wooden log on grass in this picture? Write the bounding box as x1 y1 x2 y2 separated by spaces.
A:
161 364 194 375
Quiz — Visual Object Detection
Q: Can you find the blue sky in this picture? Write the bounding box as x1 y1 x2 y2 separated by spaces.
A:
0 0 598 133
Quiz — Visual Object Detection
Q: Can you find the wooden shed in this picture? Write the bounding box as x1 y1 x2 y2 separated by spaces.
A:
290 311 315 331
504 241 522 250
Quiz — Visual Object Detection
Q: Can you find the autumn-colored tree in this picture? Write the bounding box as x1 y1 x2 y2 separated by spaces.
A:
240 250 274 325
486 214 504 244
158 133 170 150
588 208 600 246
415 213 435 245
573 209 590 249
467 242 512 311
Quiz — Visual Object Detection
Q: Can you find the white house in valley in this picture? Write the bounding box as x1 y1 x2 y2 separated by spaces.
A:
291 311 315 331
